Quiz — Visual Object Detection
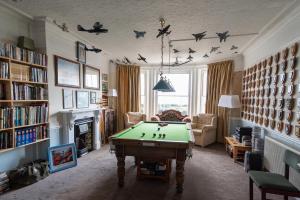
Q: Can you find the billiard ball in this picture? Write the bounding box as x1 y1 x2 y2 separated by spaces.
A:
159 134 162 138
153 133 156 137
141 133 145 137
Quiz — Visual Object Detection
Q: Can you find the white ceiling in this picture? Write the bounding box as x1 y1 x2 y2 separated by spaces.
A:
4 0 296 65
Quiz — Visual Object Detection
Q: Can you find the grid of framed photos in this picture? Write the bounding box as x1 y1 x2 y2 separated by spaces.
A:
241 42 300 138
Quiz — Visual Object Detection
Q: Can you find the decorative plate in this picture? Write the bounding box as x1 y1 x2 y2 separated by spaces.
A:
289 57 297 69
271 109 277 119
272 87 278 96
280 86 285 96
267 67 272 76
285 124 292 135
270 120 276 129
279 99 285 109
289 70 296 82
277 121 284 132
266 98 270 107
264 118 269 127
259 108 264 116
265 108 270 117
286 98 295 110
280 60 288 71
268 56 273 66
291 42 298 57
272 99 277 108
286 111 293 122
272 76 278 85
295 125 300 138
280 73 287 84
287 85 295 96
282 48 289 60
278 110 284 120
254 116 258 123
275 52 281 63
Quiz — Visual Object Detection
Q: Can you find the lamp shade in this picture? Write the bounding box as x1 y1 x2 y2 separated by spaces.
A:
153 76 175 92
108 89 118 97
218 95 241 108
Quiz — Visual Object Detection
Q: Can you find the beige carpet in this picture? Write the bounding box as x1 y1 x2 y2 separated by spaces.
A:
1 144 286 200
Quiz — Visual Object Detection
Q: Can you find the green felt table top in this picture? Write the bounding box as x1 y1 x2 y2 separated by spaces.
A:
112 121 190 143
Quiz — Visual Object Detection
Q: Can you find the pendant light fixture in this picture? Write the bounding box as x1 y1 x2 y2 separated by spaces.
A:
153 18 176 92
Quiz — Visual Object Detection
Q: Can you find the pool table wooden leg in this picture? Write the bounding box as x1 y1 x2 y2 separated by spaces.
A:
116 145 125 187
176 149 186 193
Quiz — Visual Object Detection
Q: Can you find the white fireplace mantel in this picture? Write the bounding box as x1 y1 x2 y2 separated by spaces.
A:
60 108 102 150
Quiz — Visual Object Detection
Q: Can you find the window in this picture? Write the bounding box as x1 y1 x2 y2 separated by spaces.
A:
157 73 190 115
140 72 145 113
200 69 207 113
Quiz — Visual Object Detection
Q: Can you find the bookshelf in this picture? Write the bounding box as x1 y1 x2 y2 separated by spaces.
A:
101 73 108 107
0 45 49 154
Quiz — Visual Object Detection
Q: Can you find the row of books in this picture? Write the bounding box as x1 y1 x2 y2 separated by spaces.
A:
0 132 12 149
30 67 47 83
0 83 7 100
15 125 48 147
0 61 9 79
13 83 48 100
0 107 12 129
1 43 47 66
13 105 48 127
0 172 9 193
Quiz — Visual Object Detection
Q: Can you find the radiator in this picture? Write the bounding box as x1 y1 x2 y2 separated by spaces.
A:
264 136 300 190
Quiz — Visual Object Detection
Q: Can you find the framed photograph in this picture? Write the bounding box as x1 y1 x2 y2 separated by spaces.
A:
62 89 73 109
76 41 86 63
83 65 100 90
90 91 96 104
102 73 108 81
76 90 89 108
48 143 77 173
55 55 81 88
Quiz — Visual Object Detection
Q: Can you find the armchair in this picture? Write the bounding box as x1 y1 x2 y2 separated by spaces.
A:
124 112 146 128
191 114 217 147
150 109 191 123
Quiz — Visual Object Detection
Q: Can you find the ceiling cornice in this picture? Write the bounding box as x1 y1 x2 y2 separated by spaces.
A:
0 0 33 19
240 0 299 53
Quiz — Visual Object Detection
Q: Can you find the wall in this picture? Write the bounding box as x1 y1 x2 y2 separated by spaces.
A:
0 8 111 171
237 1 300 191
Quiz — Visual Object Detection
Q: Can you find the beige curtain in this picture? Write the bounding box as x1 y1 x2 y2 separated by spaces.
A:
205 60 233 143
116 64 140 131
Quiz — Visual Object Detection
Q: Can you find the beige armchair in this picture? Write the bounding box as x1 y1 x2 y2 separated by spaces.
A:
191 114 217 147
124 112 146 128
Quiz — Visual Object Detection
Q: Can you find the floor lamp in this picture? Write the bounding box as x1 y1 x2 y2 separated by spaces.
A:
218 95 241 136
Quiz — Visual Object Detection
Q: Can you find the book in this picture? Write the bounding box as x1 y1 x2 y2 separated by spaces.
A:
0 61 9 79
13 104 48 127
0 132 11 149
13 83 48 100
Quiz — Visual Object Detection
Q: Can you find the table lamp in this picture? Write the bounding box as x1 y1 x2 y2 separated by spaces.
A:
108 89 118 109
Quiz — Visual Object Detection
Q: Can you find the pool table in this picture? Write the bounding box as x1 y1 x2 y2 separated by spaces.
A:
109 121 194 193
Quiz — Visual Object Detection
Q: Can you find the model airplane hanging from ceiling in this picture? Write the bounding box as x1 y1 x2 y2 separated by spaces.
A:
173 49 180 53
217 51 222 54
192 31 207 42
210 46 220 54
188 48 196 54
203 54 209 58
216 31 230 42
134 30 146 39
230 45 238 50
77 22 108 35
137 54 147 63
85 46 102 53
123 57 131 64
187 55 193 60
156 25 171 38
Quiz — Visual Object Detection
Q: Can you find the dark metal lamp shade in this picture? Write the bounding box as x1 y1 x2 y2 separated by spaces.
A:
153 76 176 92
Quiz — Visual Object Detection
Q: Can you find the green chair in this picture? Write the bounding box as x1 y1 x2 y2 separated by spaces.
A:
248 150 300 200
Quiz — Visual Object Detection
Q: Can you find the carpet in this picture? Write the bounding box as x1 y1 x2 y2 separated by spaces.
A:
1 144 286 200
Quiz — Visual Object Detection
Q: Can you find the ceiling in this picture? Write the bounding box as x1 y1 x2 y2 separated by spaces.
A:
4 0 296 65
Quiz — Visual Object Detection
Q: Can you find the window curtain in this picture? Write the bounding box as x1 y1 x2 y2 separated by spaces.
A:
116 64 140 131
205 60 233 143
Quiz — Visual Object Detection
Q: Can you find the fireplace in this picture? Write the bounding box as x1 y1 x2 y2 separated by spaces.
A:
60 108 101 151
74 117 94 157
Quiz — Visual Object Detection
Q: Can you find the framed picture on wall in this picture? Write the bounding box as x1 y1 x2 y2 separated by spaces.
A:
83 65 100 90
76 90 89 108
76 41 86 63
55 55 81 88
62 89 73 109
48 143 77 173
90 91 96 104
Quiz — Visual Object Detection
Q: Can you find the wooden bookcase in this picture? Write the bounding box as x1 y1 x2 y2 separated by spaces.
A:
101 73 108 107
0 55 49 154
